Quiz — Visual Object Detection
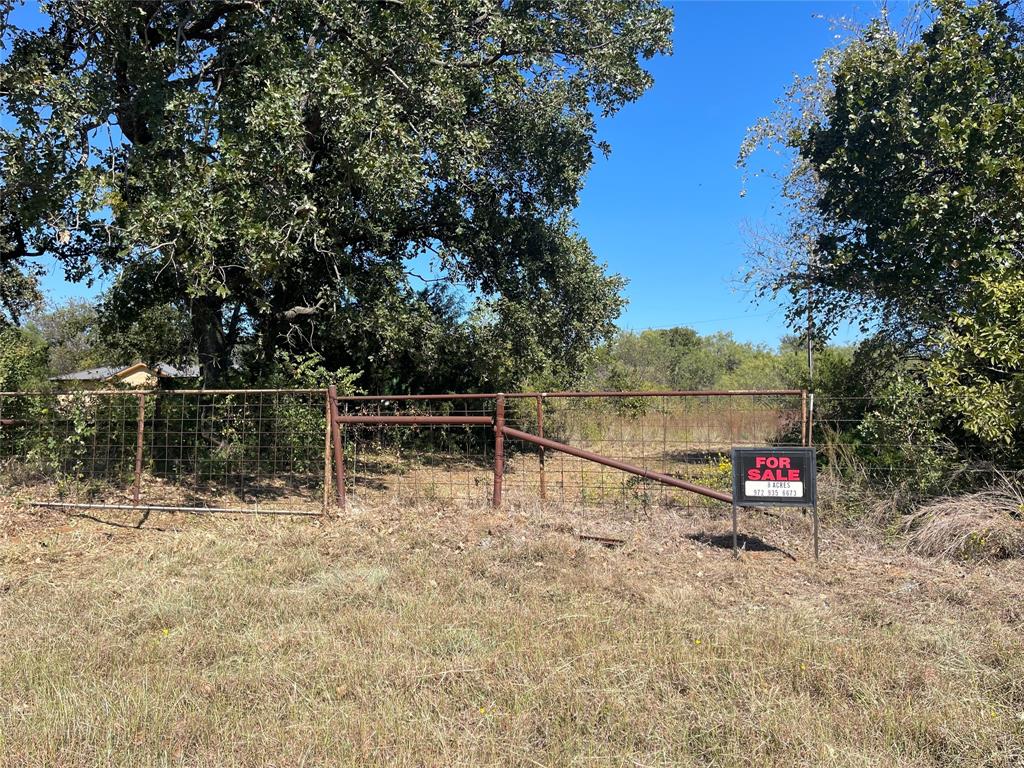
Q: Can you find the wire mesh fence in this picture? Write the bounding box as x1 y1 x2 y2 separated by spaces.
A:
810 394 1024 491
0 389 330 514
0 388 807 515
336 395 497 506
500 392 804 513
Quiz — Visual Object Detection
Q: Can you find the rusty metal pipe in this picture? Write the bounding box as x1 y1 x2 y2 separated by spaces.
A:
133 393 145 506
29 501 320 516
536 395 546 501
323 391 332 515
336 393 496 401
808 392 815 447
0 388 328 396
801 389 808 447
506 389 804 398
493 394 505 508
327 385 346 509
333 389 804 402
501 425 733 504
333 415 493 426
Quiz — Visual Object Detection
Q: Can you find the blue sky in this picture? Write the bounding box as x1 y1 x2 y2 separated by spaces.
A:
20 0 911 346
579 0 912 346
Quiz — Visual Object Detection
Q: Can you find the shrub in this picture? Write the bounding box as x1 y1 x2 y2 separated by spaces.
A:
905 479 1024 561
856 375 962 501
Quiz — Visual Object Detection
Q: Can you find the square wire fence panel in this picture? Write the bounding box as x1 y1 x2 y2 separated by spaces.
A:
0 391 142 489
144 390 328 512
336 396 496 505
3 388 807 515
809 394 1024 491
501 392 805 513
0 390 330 513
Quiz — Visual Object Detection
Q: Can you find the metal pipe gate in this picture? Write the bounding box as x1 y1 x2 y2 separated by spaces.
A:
325 389 756 510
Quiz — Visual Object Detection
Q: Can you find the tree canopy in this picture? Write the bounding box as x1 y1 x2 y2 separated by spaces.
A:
0 0 672 387
742 0 1024 447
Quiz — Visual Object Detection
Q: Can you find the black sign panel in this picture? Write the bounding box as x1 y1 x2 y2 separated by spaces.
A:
731 447 816 507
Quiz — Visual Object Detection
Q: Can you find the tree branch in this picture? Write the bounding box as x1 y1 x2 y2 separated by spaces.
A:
282 299 326 321
449 39 615 68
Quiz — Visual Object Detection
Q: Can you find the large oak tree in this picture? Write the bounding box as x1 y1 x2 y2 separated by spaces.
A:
742 0 1024 446
0 0 671 386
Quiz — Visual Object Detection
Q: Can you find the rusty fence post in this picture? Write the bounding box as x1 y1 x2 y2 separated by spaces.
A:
536 394 546 501
493 393 505 508
323 390 332 515
328 385 346 511
133 392 146 506
801 389 808 447
808 392 815 447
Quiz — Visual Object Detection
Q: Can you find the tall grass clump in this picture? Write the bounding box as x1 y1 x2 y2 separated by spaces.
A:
905 476 1024 561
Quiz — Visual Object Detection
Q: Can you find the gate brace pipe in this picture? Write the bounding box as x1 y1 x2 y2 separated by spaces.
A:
501 425 733 504
334 415 493 425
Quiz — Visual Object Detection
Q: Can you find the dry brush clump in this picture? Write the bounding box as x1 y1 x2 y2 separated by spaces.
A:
811 426 1024 562
905 481 1024 561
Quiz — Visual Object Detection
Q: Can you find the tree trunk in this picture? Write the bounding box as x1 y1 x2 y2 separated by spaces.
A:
191 296 234 388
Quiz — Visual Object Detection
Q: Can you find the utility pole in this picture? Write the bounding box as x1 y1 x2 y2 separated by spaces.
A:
805 235 815 388
807 282 814 385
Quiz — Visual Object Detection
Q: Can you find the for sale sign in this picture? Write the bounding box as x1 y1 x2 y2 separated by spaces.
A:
731 447 816 507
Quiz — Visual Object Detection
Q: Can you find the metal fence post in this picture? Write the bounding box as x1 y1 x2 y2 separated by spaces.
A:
801 389 808 447
732 501 739 559
133 392 145 507
536 394 546 501
323 389 332 515
813 503 820 562
493 393 505 508
808 392 815 447
328 385 346 510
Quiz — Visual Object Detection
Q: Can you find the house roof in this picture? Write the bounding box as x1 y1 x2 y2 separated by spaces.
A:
152 362 200 377
50 366 123 381
50 362 200 382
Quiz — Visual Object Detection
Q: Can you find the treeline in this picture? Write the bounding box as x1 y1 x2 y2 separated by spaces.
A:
582 327 823 392
3 300 829 394
0 293 623 394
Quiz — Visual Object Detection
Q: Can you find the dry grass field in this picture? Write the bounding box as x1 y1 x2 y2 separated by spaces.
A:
1 498 1022 767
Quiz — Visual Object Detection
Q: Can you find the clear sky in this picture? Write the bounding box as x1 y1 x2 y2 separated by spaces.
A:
23 1 911 346
579 0 911 346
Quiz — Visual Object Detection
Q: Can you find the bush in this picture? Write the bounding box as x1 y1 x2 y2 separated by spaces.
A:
856 374 962 501
0 326 49 391
905 479 1024 561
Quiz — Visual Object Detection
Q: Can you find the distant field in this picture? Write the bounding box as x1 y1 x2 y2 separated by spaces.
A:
1 500 1022 767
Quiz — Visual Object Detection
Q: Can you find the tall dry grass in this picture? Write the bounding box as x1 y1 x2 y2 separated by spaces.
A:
906 477 1024 560
1 502 1022 767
